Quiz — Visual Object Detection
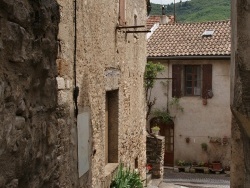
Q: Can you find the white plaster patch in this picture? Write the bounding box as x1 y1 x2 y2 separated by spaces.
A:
77 112 90 177
105 68 120 91
56 77 65 90
65 80 71 89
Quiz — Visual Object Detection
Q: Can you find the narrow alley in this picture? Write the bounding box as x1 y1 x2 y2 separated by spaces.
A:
150 168 230 188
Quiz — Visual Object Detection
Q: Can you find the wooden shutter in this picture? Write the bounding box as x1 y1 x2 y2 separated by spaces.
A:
172 64 182 98
119 0 126 25
202 64 212 99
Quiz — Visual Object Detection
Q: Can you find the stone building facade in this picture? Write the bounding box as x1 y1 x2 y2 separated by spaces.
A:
0 0 147 187
147 21 231 167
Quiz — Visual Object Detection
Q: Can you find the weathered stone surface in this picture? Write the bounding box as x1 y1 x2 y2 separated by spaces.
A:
231 0 250 187
1 0 147 188
147 135 165 179
0 176 6 187
56 77 65 90
14 116 25 130
0 0 61 187
6 179 18 188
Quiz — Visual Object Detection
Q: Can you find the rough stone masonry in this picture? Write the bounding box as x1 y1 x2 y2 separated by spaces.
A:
0 0 61 187
0 0 147 187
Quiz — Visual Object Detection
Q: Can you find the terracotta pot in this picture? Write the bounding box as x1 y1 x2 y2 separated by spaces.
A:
203 98 207 105
212 162 222 171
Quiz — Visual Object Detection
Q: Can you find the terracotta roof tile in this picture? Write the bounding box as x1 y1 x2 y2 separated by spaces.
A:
146 15 161 29
147 20 231 57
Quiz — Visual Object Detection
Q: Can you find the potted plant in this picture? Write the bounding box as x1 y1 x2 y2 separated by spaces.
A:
224 165 230 175
212 161 222 172
146 164 152 173
151 126 160 135
152 108 173 125
201 143 208 151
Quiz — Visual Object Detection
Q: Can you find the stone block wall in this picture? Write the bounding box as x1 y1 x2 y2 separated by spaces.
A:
0 0 147 187
146 135 165 179
0 0 63 187
67 0 148 187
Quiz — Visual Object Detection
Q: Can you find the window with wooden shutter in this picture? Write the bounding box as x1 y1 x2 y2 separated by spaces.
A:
119 0 126 25
202 64 212 99
172 64 182 98
184 65 201 96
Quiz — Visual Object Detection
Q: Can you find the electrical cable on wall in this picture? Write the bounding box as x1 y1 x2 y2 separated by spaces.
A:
73 0 79 118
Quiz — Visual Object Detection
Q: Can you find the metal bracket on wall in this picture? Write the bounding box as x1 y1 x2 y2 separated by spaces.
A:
116 25 145 29
126 30 151 33
116 25 150 33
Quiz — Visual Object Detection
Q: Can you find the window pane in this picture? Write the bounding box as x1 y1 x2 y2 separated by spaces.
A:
194 75 198 80
194 87 201 95
186 75 192 81
197 66 201 75
197 80 201 88
185 65 201 96
186 66 192 73
186 81 192 87
186 88 192 95
166 144 171 152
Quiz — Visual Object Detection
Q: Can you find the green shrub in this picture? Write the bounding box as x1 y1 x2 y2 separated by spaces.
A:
110 164 144 188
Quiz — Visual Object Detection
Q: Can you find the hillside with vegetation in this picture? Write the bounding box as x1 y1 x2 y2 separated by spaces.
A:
150 0 230 23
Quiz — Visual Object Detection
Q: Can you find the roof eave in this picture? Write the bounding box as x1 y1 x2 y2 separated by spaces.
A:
147 55 231 60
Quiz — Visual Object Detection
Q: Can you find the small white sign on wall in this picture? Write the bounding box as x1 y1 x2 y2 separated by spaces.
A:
77 112 90 177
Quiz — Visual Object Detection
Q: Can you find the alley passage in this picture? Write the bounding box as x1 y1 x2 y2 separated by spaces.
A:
159 168 230 188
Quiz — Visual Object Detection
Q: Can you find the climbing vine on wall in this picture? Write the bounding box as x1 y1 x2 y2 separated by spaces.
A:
144 61 164 120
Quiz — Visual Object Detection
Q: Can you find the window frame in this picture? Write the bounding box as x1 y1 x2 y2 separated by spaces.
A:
172 64 212 99
184 65 202 96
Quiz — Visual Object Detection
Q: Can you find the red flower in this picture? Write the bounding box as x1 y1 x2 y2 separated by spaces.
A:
146 164 152 171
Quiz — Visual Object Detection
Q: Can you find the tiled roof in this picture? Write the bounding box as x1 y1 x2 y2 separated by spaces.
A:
147 20 231 57
146 15 175 29
146 15 161 29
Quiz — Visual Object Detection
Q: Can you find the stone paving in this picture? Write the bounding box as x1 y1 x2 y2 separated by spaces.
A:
151 168 230 188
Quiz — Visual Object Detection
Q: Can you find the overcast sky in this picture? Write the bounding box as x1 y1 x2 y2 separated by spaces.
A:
150 0 189 5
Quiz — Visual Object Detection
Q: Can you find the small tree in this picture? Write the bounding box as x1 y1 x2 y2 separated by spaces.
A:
144 61 164 120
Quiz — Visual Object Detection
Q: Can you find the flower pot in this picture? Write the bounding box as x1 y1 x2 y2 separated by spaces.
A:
212 162 222 171
203 98 207 105
152 130 159 135
151 126 160 135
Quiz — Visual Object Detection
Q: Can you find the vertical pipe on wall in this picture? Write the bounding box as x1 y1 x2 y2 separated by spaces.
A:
73 0 79 118
173 0 176 23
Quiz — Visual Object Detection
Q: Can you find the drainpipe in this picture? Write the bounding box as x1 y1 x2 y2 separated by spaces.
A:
73 0 80 185
167 60 170 111
73 0 79 118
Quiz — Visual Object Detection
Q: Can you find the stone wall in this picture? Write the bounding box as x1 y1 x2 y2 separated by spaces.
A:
71 0 147 186
231 0 250 187
0 0 61 187
0 0 147 187
146 135 165 179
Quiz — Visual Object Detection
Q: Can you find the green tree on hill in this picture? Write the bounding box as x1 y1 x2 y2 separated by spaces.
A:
150 0 230 23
